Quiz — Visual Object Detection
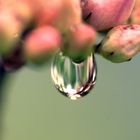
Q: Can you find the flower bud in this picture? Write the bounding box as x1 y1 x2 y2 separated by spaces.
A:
81 0 135 31
35 0 63 26
11 0 34 26
99 24 140 63
62 23 96 63
127 0 140 24
36 0 82 32
57 0 82 31
130 6 140 24
0 10 22 55
23 26 62 65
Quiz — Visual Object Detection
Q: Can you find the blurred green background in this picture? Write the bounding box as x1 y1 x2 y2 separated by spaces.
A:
1 54 140 140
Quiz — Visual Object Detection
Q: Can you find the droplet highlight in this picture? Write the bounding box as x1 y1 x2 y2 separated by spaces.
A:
51 51 97 100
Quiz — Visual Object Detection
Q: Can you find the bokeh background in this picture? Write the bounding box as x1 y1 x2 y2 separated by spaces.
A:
1 53 140 140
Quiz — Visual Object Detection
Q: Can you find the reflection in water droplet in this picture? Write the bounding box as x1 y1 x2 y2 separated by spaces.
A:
51 51 97 100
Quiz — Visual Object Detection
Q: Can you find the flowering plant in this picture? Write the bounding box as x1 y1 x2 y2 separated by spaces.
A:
0 0 140 100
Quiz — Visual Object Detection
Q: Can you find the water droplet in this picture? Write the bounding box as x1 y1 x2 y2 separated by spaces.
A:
51 51 97 100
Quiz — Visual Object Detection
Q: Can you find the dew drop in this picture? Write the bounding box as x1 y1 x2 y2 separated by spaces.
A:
51 51 97 100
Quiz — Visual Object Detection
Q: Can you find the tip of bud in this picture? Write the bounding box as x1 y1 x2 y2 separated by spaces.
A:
61 23 96 63
23 26 62 65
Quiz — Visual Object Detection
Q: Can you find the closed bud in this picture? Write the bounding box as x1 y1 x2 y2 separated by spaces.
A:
99 24 140 63
36 0 82 32
81 0 135 31
35 0 63 26
62 23 96 63
57 0 82 32
0 10 22 55
130 0 140 25
11 0 34 26
23 26 62 65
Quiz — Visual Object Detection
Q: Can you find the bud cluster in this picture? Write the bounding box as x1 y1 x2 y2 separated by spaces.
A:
0 0 140 73
0 0 97 71
81 0 140 63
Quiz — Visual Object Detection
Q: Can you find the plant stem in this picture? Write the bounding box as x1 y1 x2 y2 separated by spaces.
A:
0 65 8 140
0 65 7 108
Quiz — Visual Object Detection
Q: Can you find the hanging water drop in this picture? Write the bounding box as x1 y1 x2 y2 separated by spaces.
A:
51 51 97 100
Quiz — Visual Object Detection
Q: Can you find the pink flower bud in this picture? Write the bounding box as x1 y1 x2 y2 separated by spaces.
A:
99 24 140 63
35 0 63 26
62 23 96 63
81 0 135 31
24 26 62 64
36 0 82 32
